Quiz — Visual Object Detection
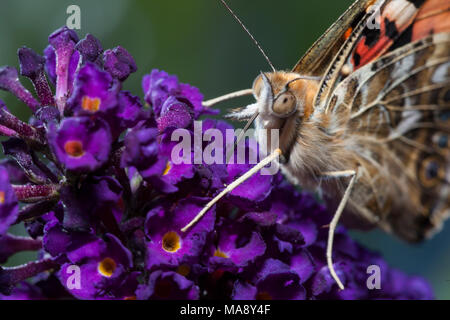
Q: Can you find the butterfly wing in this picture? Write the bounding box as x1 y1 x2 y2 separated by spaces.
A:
292 0 376 77
322 2 449 242
314 0 448 112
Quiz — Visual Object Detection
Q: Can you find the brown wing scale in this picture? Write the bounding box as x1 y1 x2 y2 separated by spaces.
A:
326 32 450 241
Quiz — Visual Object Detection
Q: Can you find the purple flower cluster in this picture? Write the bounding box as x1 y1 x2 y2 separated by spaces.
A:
0 27 433 300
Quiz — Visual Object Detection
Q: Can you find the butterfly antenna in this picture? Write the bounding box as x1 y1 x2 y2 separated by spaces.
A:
219 0 276 72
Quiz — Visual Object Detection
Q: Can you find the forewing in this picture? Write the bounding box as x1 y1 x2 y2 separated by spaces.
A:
307 0 448 111
292 0 376 76
327 32 450 242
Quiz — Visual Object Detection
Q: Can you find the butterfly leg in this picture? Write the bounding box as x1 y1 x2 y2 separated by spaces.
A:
203 89 253 107
320 168 359 290
181 148 282 232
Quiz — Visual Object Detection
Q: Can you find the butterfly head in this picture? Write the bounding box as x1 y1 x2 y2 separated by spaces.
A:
253 72 297 118
252 71 320 122
240 71 321 157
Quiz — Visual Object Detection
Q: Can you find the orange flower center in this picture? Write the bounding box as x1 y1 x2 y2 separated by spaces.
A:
82 96 101 112
256 291 273 300
214 248 229 259
163 162 171 176
0 191 5 204
64 140 85 157
177 264 191 277
162 231 181 253
97 257 117 278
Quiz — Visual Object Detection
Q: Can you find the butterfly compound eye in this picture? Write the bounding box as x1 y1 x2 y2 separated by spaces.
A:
272 92 297 117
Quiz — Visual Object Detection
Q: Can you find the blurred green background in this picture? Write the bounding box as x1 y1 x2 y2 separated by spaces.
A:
0 0 449 299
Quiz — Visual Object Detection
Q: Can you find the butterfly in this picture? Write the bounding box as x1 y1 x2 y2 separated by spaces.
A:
182 0 450 290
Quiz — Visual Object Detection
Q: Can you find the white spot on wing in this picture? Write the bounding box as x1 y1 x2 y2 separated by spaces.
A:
384 0 417 27
432 62 450 84
391 107 422 138
391 55 415 79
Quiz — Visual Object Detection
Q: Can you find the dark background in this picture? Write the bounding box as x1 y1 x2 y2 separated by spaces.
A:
0 0 449 299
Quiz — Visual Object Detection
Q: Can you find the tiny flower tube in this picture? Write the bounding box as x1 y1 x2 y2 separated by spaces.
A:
0 108 46 146
0 234 42 264
0 66 40 112
0 258 58 295
48 27 79 113
103 46 137 81
0 166 19 236
18 46 55 106
12 184 59 203
75 34 103 64
14 199 59 224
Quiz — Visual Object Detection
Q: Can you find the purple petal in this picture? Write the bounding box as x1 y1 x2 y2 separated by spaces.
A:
48 27 79 113
0 66 39 111
103 46 137 81
43 45 56 84
0 166 19 236
117 91 144 129
232 281 257 300
75 34 103 64
211 222 266 267
48 116 112 172
145 197 215 269
0 234 42 264
18 46 45 79
136 271 199 300
67 62 119 116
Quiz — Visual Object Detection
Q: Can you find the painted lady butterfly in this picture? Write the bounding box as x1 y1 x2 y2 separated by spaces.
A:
183 0 450 289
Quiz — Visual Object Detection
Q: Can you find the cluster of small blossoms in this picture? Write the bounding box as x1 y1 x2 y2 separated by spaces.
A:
0 27 433 300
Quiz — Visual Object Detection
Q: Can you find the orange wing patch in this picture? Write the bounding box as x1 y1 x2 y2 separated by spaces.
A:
412 0 450 41
352 0 421 69
344 27 353 40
